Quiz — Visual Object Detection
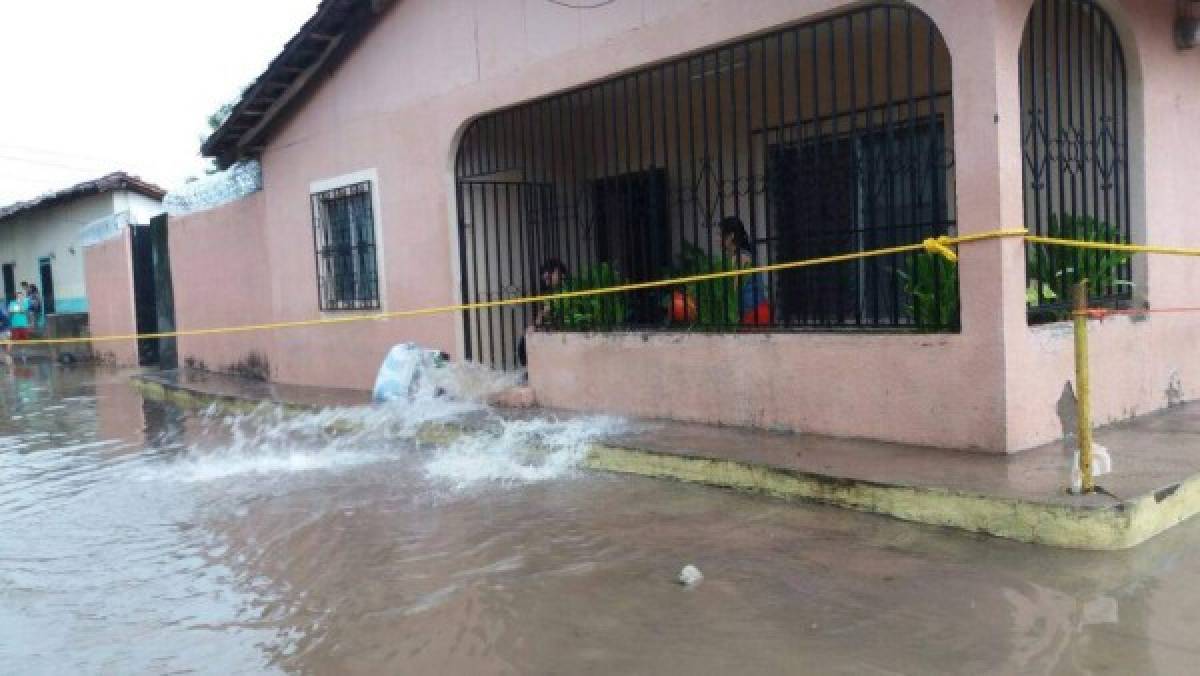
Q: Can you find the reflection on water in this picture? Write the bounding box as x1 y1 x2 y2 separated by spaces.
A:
3 365 1200 674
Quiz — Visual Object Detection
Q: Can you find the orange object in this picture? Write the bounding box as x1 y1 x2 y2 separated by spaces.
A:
741 302 771 326
670 290 697 323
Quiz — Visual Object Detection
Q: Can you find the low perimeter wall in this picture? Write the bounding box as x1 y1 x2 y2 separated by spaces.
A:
82 231 138 367
169 194 275 378
528 331 1008 451
529 314 1200 453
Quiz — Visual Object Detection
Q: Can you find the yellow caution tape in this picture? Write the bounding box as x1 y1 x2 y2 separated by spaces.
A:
1025 235 1200 257
922 235 959 263
4 228 1199 348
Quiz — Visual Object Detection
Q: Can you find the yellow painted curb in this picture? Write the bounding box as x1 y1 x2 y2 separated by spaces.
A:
582 445 1200 550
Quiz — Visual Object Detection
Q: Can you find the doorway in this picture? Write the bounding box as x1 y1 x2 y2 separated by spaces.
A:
2 263 14 304
38 257 56 315
131 226 159 365
129 216 177 369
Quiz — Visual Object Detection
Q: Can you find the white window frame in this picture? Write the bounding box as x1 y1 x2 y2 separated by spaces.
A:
309 169 387 314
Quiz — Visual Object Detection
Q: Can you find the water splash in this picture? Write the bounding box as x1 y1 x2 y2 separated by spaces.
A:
424 415 626 489
141 358 621 486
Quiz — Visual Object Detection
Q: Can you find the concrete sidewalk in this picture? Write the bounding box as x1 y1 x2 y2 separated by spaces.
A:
131 369 1200 550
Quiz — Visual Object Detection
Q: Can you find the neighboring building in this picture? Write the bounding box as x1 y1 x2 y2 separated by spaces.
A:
125 0 1197 452
0 172 165 316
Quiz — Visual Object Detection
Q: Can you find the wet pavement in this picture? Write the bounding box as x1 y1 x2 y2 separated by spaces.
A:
145 367 372 409
4 364 1200 674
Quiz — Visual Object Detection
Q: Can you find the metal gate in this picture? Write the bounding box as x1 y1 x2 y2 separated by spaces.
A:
457 181 555 370
1020 0 1132 319
130 216 177 368
456 3 958 368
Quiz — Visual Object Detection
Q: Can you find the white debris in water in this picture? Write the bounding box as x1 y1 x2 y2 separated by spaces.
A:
373 343 447 403
677 564 703 586
373 343 521 405
1069 443 1113 494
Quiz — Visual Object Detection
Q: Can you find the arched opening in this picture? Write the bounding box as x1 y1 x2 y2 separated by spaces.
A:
1020 0 1134 322
455 3 957 369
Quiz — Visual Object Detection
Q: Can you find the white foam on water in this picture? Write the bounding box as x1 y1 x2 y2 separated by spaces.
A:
138 405 392 483
140 356 622 487
141 359 514 484
153 447 385 483
424 416 626 489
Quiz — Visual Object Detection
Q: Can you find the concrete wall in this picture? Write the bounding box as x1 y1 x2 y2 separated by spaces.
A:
168 193 276 376
0 192 116 312
529 330 1003 449
158 0 1198 451
82 229 138 367
112 190 166 226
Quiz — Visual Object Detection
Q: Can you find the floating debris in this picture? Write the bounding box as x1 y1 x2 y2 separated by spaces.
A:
677 564 703 586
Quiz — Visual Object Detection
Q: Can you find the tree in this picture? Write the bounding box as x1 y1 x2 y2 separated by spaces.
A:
197 85 252 176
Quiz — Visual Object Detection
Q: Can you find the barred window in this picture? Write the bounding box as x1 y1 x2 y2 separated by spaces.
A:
1020 0 1132 320
311 181 380 311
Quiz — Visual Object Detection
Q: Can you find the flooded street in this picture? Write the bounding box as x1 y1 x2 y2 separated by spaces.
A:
3 365 1200 675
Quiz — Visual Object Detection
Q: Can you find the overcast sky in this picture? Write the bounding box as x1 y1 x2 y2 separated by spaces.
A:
0 0 319 205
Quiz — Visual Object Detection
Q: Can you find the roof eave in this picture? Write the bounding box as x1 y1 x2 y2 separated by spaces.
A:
0 172 167 223
201 0 393 168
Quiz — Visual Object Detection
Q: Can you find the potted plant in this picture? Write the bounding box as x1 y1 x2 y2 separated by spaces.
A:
898 251 959 330
664 243 740 328
550 262 628 330
1027 214 1132 321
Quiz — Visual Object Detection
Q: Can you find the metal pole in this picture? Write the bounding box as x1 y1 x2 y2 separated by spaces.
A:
1073 279 1095 494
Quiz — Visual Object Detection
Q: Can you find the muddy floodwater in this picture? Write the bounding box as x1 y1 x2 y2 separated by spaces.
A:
3 364 1200 674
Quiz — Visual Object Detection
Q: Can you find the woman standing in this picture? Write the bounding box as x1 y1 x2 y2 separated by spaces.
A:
28 284 43 330
7 289 31 341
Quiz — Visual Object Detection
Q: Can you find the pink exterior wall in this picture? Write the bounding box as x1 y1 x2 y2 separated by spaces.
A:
1003 0 1200 450
169 193 276 375
529 331 1005 450
82 231 138 367
246 0 1017 440
158 0 1198 451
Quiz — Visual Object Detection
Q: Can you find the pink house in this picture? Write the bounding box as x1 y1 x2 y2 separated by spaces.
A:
96 0 1200 453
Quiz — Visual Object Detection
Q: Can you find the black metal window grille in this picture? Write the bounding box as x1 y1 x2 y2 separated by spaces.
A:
456 3 957 369
311 181 381 311
1020 0 1132 322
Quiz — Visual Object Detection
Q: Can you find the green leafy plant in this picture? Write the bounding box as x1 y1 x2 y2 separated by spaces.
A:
898 252 959 330
1027 214 1132 312
550 262 628 330
668 244 740 327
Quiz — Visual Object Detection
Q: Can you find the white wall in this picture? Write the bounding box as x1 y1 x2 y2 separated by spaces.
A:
0 191 161 313
112 190 166 225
